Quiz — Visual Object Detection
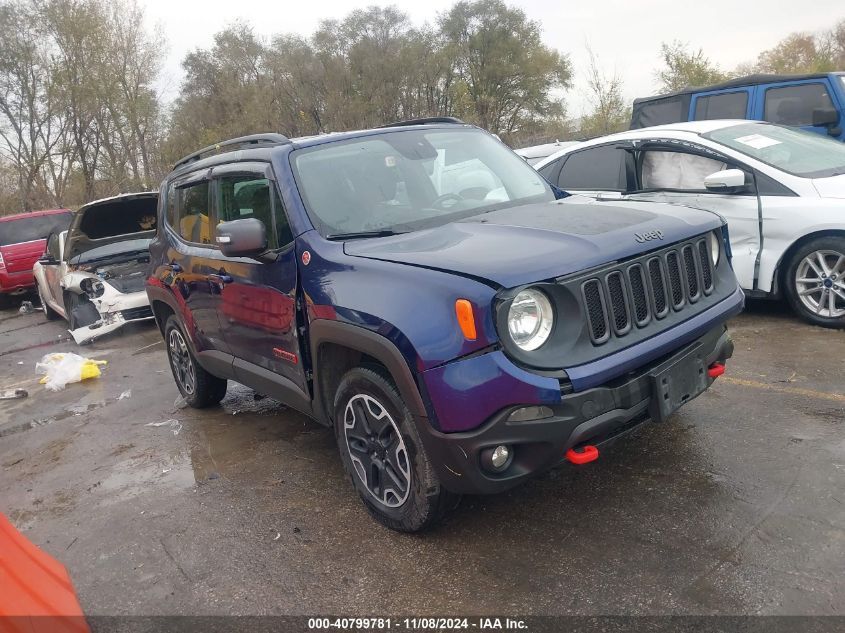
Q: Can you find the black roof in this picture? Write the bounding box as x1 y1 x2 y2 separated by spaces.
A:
633 72 839 105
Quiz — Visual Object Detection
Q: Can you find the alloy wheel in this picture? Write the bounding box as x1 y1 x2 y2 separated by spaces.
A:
168 328 196 395
343 393 411 508
795 250 845 319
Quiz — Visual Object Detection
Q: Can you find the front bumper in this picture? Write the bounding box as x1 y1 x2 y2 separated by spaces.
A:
69 290 153 344
417 324 734 495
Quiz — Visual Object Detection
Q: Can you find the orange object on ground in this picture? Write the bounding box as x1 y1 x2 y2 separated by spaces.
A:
0 513 89 633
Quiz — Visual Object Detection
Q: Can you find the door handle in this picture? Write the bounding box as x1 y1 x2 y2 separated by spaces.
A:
209 273 233 285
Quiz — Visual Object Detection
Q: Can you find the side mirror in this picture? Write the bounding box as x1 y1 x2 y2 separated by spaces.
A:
215 218 267 258
812 107 842 137
704 169 748 193
812 107 839 127
38 254 57 265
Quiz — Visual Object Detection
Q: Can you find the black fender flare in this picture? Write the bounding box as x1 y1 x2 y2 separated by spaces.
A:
308 319 428 424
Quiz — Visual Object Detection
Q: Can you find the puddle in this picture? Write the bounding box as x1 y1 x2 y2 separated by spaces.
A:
0 398 109 438
97 451 196 504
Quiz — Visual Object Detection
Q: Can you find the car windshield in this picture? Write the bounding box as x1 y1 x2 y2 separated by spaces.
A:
291 127 553 237
704 122 845 178
0 212 72 246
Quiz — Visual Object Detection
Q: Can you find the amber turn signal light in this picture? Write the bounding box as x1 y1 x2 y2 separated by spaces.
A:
455 299 477 341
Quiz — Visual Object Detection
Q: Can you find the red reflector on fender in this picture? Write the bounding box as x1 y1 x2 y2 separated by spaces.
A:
565 445 599 465
707 362 725 379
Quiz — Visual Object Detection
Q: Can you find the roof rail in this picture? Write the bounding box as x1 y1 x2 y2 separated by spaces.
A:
378 117 465 128
173 133 291 170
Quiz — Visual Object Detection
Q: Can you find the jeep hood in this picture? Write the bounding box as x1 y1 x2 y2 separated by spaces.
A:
344 196 723 287
65 192 158 261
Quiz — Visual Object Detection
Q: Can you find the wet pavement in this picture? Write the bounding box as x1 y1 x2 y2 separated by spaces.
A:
0 295 843 616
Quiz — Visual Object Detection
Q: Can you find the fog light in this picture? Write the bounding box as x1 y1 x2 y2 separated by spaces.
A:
508 405 554 422
481 444 513 473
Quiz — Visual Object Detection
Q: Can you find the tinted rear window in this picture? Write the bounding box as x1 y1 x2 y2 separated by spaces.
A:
631 94 690 128
558 146 626 190
694 91 748 120
0 212 72 246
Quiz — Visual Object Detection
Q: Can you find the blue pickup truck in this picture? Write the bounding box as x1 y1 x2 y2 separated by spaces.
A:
631 73 845 141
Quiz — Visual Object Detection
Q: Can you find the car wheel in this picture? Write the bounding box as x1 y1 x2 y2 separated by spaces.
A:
785 237 845 329
37 283 60 321
164 315 227 408
333 366 458 532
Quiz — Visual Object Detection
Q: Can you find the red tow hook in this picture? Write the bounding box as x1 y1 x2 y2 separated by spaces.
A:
707 362 726 379
565 445 599 465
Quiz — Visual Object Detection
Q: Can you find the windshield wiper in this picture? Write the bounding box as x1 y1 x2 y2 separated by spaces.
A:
325 229 407 240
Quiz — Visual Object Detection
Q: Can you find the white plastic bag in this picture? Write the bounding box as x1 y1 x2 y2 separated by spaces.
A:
36 353 107 391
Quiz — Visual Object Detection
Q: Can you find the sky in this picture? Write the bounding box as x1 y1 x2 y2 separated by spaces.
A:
143 0 843 116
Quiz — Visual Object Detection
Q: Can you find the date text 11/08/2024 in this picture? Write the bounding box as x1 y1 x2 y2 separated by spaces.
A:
307 617 529 630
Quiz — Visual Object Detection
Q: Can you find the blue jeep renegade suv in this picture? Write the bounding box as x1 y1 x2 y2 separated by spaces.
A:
146 118 744 532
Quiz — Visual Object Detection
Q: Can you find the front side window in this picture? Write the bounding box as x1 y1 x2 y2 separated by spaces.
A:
173 181 212 245
557 146 626 191
292 128 552 236
640 151 727 190
763 83 835 127
47 233 60 260
705 122 845 178
218 176 278 250
217 176 294 248
694 91 748 121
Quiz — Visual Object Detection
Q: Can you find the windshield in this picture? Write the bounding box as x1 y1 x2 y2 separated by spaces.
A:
292 128 553 236
0 212 72 246
70 238 151 265
704 123 845 178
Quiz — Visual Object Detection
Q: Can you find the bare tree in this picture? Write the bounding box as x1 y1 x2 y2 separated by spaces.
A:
0 1 65 212
579 45 628 138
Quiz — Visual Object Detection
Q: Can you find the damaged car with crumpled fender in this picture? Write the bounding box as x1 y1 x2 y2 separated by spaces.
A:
33 192 157 344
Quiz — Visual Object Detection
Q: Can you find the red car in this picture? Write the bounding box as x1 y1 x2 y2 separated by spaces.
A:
0 209 73 307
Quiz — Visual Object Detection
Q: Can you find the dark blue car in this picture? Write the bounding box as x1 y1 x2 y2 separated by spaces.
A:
146 118 744 531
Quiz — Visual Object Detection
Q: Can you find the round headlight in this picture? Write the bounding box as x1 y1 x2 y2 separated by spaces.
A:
708 230 721 266
507 288 554 351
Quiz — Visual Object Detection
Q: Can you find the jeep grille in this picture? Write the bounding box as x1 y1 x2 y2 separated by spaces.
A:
579 237 715 345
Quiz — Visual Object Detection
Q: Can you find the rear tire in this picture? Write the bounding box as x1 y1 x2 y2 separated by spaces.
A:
38 283 61 321
784 236 845 329
164 315 227 408
333 366 458 532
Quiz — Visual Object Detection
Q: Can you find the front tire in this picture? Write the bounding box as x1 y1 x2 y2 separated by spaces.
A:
164 315 227 408
333 367 457 532
784 237 845 328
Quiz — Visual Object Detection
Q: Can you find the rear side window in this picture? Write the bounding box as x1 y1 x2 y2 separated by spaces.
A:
694 92 748 120
171 181 212 245
764 84 835 127
631 94 690 128
0 212 72 246
557 146 626 191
